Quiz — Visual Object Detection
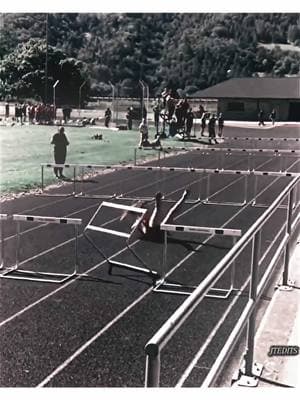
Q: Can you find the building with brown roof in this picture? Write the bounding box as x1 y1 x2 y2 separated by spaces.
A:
192 77 300 121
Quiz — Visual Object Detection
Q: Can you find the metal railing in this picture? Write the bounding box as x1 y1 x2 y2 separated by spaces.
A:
144 175 299 387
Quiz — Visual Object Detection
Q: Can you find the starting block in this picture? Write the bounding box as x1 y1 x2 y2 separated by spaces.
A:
153 207 242 297
83 201 159 282
0 214 82 283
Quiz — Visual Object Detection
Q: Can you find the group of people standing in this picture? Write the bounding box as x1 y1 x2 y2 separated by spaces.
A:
6 102 57 124
258 108 277 126
5 102 76 125
200 112 224 143
151 90 224 143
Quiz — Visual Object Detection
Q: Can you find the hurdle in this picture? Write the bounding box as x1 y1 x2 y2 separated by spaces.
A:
134 146 299 173
83 201 159 282
230 136 299 142
0 214 8 269
0 214 82 283
40 162 299 205
153 215 242 297
40 163 77 197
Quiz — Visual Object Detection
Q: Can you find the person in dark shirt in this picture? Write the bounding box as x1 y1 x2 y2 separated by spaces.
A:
258 109 265 126
51 126 69 178
104 107 112 127
208 114 217 144
185 108 194 138
218 113 224 137
126 107 133 130
269 109 276 125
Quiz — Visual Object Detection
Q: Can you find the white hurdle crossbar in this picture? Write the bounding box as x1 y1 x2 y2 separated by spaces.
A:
139 146 299 172
230 136 299 142
0 214 8 269
0 214 82 283
40 163 299 204
83 201 159 282
154 222 241 298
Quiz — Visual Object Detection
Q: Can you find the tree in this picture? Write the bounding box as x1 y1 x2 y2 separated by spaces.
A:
0 38 88 105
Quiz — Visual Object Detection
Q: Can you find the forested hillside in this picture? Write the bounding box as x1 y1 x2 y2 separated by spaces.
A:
0 13 300 103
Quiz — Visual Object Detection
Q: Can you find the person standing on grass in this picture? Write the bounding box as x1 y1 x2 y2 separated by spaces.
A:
185 108 194 138
138 118 149 147
126 107 133 130
104 107 112 127
51 126 69 178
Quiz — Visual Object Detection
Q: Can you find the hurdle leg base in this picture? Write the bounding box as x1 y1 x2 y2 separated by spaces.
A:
232 361 263 387
153 280 235 298
108 259 159 281
276 279 295 291
0 268 78 283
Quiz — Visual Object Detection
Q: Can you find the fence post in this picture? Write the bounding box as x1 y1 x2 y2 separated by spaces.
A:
145 344 160 387
244 230 260 377
282 189 294 286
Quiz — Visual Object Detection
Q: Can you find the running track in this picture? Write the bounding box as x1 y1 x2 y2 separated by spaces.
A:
0 124 299 387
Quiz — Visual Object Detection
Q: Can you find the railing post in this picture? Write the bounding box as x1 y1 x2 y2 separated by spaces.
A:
244 230 260 377
282 189 294 286
145 344 160 387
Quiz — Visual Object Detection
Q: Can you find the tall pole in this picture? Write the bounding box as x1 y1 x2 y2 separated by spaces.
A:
53 80 59 118
141 80 149 122
109 81 115 122
44 13 49 104
79 80 86 110
139 80 145 121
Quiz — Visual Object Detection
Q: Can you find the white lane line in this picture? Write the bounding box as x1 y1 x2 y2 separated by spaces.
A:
0 173 215 327
3 173 206 268
8 169 149 215
35 172 284 387
175 277 250 387
0 157 289 328
1 166 199 242
36 287 153 387
2 201 100 242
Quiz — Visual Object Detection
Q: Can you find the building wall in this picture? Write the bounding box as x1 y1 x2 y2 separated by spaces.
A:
218 98 292 121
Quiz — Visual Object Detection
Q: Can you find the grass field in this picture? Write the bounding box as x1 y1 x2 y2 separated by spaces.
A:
0 124 188 196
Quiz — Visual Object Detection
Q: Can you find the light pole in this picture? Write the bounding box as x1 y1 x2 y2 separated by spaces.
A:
109 81 115 122
141 80 149 121
53 80 59 118
44 13 49 104
139 80 145 121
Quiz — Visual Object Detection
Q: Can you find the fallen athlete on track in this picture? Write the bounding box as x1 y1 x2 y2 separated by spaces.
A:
120 189 190 239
